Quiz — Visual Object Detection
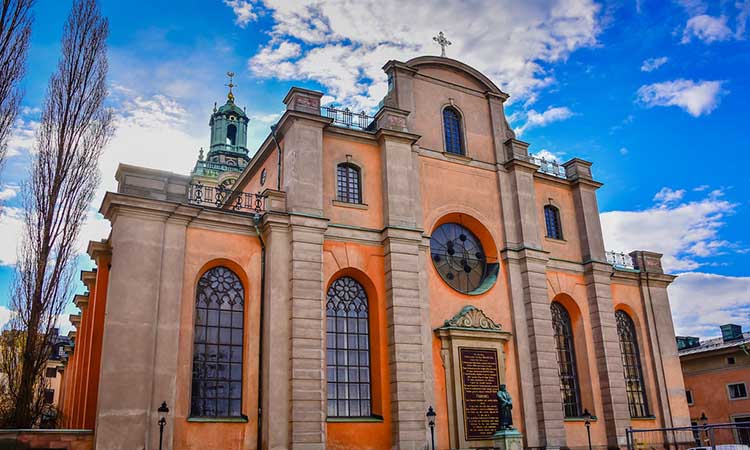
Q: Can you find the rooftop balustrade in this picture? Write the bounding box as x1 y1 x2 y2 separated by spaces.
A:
320 106 375 131
606 251 635 270
187 182 265 217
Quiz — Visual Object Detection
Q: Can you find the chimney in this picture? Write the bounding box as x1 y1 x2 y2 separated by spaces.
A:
720 324 743 342
676 336 701 350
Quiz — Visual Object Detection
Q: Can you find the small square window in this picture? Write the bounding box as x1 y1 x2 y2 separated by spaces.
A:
43 389 54 404
686 389 694 405
728 356 736 365
45 367 57 378
728 383 748 400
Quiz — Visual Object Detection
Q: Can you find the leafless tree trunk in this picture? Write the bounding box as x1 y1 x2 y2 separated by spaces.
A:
0 0 34 173
7 0 111 428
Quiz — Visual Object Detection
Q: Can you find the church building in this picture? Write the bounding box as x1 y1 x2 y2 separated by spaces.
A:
58 55 691 450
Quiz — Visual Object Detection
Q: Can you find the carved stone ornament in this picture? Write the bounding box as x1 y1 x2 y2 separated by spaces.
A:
441 305 502 331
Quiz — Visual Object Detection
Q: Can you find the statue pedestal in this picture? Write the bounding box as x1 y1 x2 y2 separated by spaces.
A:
492 429 523 450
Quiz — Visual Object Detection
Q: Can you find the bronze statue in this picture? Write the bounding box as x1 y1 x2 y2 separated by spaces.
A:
497 384 513 430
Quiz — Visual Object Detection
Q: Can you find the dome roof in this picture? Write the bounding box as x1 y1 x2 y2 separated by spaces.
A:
216 100 247 118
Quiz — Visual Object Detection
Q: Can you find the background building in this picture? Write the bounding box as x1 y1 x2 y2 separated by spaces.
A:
679 324 750 445
60 55 690 450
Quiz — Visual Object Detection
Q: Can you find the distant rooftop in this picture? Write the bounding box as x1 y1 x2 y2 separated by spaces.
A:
678 330 750 357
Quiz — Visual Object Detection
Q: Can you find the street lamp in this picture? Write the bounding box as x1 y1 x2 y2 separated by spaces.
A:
158 401 169 450
582 408 593 450
699 412 709 446
426 406 437 450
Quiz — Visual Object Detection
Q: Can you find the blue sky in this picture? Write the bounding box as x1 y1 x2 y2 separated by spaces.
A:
0 0 748 338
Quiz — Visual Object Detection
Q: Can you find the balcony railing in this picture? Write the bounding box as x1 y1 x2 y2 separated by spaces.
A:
528 155 566 178
188 182 265 216
321 106 375 131
606 251 635 270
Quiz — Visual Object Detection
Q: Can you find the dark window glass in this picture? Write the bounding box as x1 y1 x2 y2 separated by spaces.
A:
729 383 748 399
544 205 563 239
551 302 581 418
191 266 244 418
616 310 650 417
45 367 57 378
443 107 464 155
336 163 361 204
430 222 488 294
686 390 693 405
43 389 54 404
227 124 237 146
326 276 371 418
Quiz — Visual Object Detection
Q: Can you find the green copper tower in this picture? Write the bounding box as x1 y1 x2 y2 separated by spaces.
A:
192 72 250 185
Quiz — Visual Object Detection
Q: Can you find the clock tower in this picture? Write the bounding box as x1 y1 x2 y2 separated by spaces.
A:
191 72 250 188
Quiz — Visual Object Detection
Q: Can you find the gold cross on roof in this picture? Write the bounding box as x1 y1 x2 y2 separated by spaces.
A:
225 71 236 103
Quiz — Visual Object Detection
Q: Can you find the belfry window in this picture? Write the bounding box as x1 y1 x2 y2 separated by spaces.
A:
226 123 237 146
616 310 650 417
191 266 244 418
326 276 372 418
544 205 563 240
551 302 581 418
443 106 464 155
336 163 362 204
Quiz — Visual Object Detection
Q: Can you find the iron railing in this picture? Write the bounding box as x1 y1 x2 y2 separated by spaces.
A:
627 422 750 450
528 154 567 178
606 250 635 269
321 106 374 131
188 182 265 215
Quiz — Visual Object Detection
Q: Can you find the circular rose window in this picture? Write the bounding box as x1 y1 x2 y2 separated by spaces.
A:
430 222 494 294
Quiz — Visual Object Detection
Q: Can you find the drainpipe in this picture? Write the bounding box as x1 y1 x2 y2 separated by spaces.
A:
270 124 282 191
253 216 266 450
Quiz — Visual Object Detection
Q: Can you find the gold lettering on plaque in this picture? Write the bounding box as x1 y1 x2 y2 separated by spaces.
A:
459 347 500 440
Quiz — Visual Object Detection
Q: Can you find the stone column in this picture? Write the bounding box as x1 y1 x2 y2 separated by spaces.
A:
566 159 630 447
73 293 91 428
376 117 430 449
498 145 565 450
86 241 111 430
280 88 329 449
631 251 691 429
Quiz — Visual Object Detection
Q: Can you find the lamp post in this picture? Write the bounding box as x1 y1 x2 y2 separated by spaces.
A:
157 401 169 450
426 406 436 450
582 408 592 450
699 412 709 446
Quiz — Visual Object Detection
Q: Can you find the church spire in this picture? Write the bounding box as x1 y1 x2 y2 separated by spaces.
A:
225 71 236 104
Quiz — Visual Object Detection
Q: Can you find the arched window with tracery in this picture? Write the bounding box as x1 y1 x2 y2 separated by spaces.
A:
443 106 464 155
191 266 244 418
544 204 563 240
326 276 371 418
551 301 581 417
336 163 362 204
616 310 650 418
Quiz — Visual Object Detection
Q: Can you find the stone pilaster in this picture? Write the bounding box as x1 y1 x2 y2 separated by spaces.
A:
568 159 630 447
288 215 328 450
498 156 565 450
631 251 691 429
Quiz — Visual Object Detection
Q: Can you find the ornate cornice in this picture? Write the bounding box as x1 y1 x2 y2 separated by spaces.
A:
438 305 503 332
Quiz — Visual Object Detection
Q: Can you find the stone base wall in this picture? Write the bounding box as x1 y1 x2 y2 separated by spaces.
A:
0 430 93 450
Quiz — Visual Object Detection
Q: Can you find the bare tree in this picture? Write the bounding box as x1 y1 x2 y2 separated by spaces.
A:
0 0 34 172
5 0 111 428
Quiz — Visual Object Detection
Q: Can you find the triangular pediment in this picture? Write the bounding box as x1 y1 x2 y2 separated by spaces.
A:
439 305 502 332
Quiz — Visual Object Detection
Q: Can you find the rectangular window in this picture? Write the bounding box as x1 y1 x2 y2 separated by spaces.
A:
728 356 736 365
45 367 57 378
43 389 54 404
686 389 693 405
728 383 748 400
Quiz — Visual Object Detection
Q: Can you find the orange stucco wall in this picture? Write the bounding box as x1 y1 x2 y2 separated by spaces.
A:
535 178 584 263
172 228 262 450
683 355 750 424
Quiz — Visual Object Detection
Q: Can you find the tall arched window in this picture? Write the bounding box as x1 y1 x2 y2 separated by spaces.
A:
336 163 362 204
191 266 244 418
443 106 464 155
326 276 371 418
616 310 650 418
544 204 563 240
551 302 581 417
226 123 237 145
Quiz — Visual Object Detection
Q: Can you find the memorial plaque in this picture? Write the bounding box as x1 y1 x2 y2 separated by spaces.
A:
459 347 500 440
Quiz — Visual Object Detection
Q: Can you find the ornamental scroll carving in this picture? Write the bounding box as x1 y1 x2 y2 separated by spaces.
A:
442 305 502 331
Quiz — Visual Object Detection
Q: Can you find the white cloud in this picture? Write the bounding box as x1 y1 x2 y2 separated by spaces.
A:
223 0 258 28
669 272 750 338
248 0 602 109
0 207 23 265
619 147 629 155
5 117 38 157
0 185 18 201
693 184 710 192
738 0 750 37
515 106 575 135
601 190 737 272
532 149 564 162
637 79 725 117
682 14 733 43
677 0 708 16
640 56 669 72
653 186 686 204
0 305 12 330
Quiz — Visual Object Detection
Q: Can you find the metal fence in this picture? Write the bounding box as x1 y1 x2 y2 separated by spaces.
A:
187 182 265 216
627 423 750 450
321 106 374 130
606 250 636 269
